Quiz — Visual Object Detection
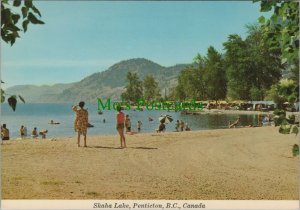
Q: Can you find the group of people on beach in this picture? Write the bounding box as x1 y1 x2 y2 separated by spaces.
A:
228 113 273 128
72 101 143 148
175 120 191 132
124 115 142 133
72 101 191 149
19 125 47 139
1 124 48 141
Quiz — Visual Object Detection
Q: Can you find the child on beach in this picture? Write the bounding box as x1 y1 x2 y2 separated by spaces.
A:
185 123 191 131
39 129 48 139
176 120 180 132
116 106 126 148
125 115 131 132
137 120 142 132
180 120 185 131
127 119 131 132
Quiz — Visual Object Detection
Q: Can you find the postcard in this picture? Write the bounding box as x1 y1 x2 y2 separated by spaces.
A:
1 1 299 210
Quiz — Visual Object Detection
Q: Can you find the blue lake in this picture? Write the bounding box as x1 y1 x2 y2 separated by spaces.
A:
1 103 261 138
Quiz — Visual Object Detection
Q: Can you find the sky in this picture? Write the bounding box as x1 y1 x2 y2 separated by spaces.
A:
2 1 266 88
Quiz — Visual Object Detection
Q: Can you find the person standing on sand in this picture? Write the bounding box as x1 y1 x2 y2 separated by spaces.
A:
20 125 25 139
1 124 10 141
72 101 88 147
116 106 126 148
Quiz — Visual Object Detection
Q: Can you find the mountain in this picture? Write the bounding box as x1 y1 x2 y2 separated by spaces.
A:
5 83 74 103
6 58 190 103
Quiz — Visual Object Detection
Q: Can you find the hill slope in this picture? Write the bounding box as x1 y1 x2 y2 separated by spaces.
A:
5 83 74 103
6 58 189 103
58 58 188 103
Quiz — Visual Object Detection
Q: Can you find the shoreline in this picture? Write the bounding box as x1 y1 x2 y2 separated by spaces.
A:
5 125 275 141
181 108 299 116
2 126 298 200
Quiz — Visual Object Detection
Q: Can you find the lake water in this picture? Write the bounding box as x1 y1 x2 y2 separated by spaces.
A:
1 103 260 138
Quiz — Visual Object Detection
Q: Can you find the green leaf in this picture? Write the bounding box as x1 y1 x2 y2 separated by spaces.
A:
260 2 274 12
258 16 265 24
32 6 41 17
18 95 25 103
21 7 28 18
11 14 20 24
279 123 291 134
22 20 29 32
28 12 44 24
24 0 33 8
13 0 21 7
7 95 17 111
291 125 299 136
1 81 4 83
1 89 5 103
292 144 299 157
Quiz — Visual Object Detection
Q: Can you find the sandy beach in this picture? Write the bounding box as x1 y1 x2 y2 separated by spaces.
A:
1 126 298 200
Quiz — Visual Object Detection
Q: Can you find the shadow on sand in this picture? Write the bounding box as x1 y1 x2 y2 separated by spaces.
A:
87 146 158 150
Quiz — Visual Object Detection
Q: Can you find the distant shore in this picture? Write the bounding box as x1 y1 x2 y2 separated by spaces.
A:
182 108 299 117
2 126 298 199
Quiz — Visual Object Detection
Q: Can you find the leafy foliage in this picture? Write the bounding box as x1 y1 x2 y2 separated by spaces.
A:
291 126 299 136
203 46 227 101
1 82 25 111
266 79 299 109
255 0 299 65
1 0 44 46
1 0 43 110
176 47 227 101
143 75 162 102
273 109 299 156
7 95 17 111
121 72 143 103
223 24 282 100
292 144 299 157
176 66 203 100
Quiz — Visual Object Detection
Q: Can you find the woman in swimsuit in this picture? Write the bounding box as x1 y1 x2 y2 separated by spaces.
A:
116 106 126 148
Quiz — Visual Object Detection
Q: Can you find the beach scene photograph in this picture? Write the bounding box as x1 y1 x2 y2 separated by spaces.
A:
1 0 299 206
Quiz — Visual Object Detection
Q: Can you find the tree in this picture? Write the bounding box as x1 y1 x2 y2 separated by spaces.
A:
223 25 282 100
1 0 44 110
121 72 143 103
223 34 251 100
175 65 205 101
203 46 226 102
143 75 161 102
245 24 282 100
